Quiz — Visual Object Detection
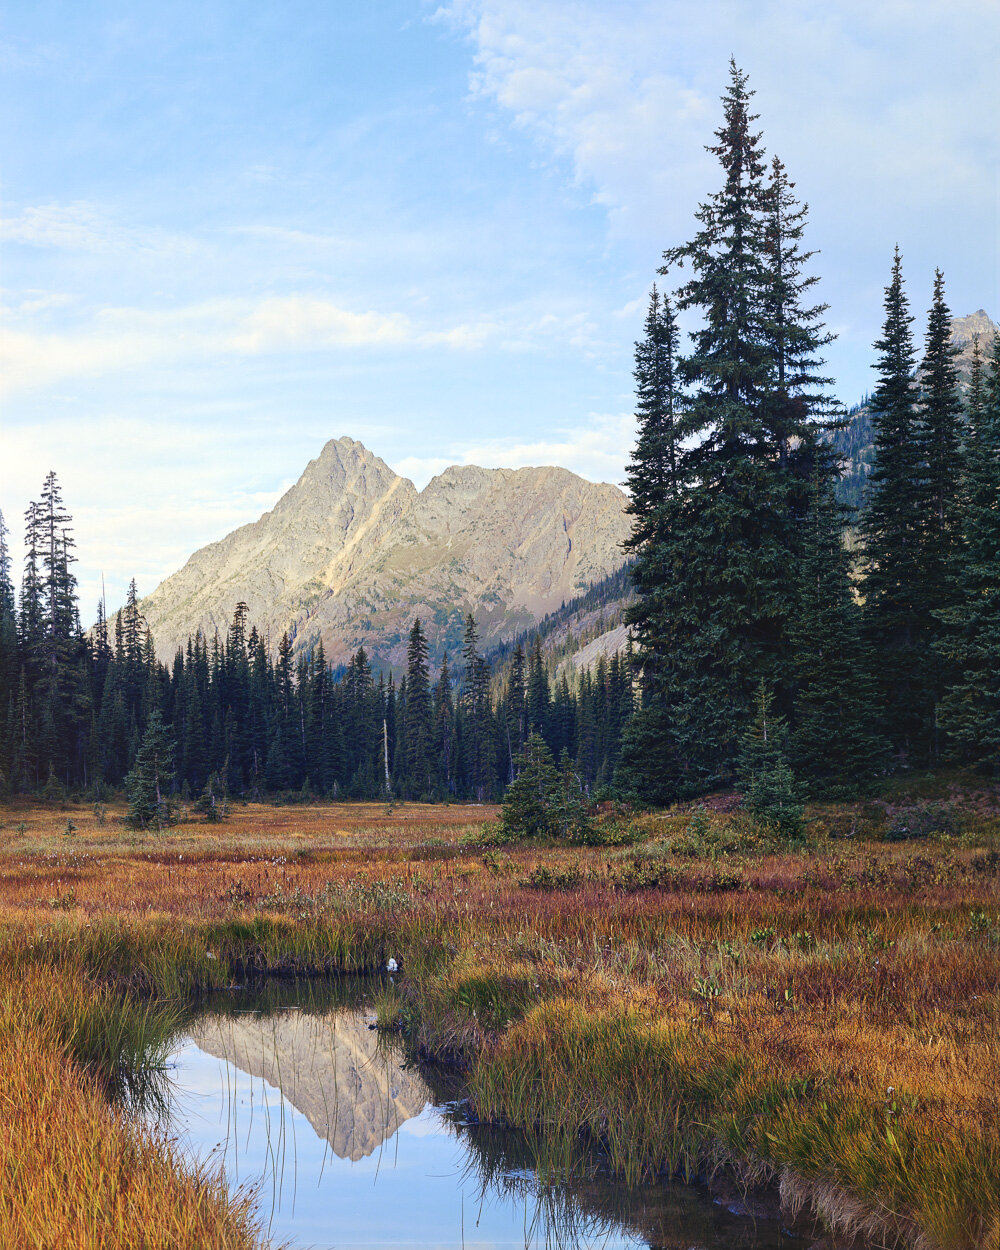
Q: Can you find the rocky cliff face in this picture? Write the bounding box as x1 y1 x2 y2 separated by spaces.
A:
141 436 631 666
949 310 998 379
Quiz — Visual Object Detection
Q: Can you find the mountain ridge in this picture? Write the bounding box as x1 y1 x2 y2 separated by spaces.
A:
141 436 632 668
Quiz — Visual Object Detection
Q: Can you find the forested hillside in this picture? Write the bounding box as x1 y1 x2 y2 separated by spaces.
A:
1 66 998 820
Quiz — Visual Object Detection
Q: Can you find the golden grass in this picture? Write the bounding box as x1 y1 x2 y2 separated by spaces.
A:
0 962 265 1250
0 791 998 1248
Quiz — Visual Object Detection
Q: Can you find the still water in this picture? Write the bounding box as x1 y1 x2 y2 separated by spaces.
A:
152 983 794 1250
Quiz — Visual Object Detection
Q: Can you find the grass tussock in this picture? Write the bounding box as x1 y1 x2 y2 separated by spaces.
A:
0 963 266 1249
0 782 998 1249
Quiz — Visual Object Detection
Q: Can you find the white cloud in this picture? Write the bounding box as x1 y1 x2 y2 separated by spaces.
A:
0 295 501 396
438 0 999 254
0 201 200 256
393 409 634 489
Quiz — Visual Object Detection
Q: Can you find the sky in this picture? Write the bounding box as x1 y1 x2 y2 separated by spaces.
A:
1 0 997 617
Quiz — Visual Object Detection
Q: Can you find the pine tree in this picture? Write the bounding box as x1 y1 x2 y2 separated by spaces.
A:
433 653 455 794
624 286 681 546
937 331 1000 772
404 619 433 798
462 615 493 800
500 731 560 839
915 270 965 758
737 681 803 838
525 635 549 733
789 472 887 790
619 62 835 799
125 709 176 829
860 249 930 764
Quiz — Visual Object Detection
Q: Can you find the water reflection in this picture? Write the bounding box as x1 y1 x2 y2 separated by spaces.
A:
154 985 795 1250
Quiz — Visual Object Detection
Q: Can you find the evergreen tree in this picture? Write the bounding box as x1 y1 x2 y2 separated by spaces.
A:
433 653 455 794
624 286 681 545
404 619 433 797
525 635 549 733
937 332 1000 772
860 249 929 764
620 62 835 799
125 709 176 829
789 472 887 790
915 270 965 758
500 731 560 839
462 615 493 800
736 681 803 838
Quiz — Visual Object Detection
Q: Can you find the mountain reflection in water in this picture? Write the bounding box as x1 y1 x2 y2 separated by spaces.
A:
154 987 794 1250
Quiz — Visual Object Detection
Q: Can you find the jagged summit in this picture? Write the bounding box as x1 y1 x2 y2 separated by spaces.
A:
141 436 631 667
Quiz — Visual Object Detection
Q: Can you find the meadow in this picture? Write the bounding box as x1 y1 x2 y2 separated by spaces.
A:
0 783 998 1250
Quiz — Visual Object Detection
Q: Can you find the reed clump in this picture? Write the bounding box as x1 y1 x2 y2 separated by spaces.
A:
0 962 266 1249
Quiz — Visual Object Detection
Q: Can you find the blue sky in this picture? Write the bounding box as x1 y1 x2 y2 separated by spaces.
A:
1 0 997 616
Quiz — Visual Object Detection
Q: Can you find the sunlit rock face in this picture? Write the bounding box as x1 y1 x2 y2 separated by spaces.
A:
189 1010 431 1162
140 435 632 667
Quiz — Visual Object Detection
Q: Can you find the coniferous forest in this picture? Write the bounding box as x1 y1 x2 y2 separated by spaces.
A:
1 63 998 818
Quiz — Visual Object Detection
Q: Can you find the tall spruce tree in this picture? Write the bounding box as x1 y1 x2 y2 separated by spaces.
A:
617 61 835 799
860 250 930 764
915 270 965 759
404 618 433 797
789 472 887 790
125 708 176 829
937 331 1000 772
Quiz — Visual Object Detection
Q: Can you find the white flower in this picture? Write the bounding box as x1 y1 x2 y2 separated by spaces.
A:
386 957 398 973
206 951 218 961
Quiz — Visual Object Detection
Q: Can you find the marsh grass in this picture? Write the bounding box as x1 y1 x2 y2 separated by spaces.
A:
0 785 998 1248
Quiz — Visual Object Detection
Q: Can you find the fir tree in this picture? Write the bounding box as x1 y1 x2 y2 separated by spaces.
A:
937 331 1000 772
737 681 803 838
433 653 455 794
624 286 681 546
789 472 887 790
860 249 929 764
404 619 433 797
620 62 835 798
125 709 176 829
915 270 965 758
500 731 560 839
462 615 493 800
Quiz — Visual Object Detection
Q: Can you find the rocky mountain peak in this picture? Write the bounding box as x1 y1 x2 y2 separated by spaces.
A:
140 437 631 667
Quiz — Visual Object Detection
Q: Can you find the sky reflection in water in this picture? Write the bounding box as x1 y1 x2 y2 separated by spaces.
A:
154 998 789 1250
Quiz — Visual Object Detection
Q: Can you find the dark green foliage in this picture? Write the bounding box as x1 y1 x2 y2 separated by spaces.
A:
789 472 888 791
937 332 1000 772
403 618 433 798
624 62 837 800
859 250 931 764
125 709 176 829
918 270 965 598
500 732 560 839
193 770 227 822
736 682 804 838
612 706 677 807
553 748 595 842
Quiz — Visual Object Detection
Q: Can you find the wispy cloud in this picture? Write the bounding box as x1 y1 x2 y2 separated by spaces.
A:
393 409 634 488
0 294 502 395
0 201 201 256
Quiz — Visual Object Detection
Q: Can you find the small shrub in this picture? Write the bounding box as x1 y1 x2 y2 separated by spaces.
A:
519 864 583 890
574 817 640 847
884 802 962 841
